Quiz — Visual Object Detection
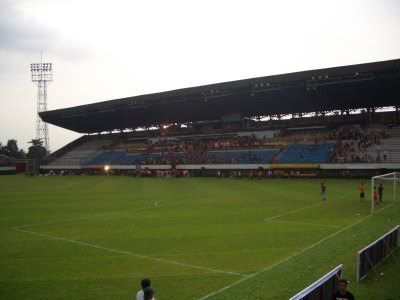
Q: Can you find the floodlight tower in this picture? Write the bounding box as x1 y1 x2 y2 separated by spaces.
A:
30 55 52 151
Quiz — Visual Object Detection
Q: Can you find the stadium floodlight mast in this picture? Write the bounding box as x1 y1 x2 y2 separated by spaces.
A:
30 53 52 151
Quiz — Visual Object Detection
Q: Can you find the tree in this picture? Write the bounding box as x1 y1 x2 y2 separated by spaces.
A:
18 149 27 159
6 139 19 157
27 139 47 159
0 139 25 159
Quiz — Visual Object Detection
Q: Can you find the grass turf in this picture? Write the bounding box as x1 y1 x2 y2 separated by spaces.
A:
0 175 399 299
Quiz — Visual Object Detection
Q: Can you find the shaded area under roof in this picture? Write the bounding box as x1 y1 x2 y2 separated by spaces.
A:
40 59 400 133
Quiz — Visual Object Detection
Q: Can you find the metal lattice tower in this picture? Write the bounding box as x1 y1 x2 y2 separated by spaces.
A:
30 56 52 151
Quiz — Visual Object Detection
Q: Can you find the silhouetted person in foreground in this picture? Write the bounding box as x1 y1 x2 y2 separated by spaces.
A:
331 279 354 300
143 287 156 300
136 278 151 300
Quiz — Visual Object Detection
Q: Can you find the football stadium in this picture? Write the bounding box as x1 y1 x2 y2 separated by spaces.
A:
1 58 400 299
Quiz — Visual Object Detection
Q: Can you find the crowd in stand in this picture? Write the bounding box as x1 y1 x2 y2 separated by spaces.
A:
135 150 270 165
101 125 393 165
329 128 388 163
108 135 279 165
336 127 387 141
111 135 264 154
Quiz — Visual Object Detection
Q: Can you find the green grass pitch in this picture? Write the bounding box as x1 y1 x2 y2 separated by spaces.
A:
0 175 399 299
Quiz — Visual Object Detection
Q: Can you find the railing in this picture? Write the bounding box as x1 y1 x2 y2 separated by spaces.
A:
41 157 89 166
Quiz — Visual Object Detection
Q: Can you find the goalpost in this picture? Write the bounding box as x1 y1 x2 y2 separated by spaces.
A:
371 172 399 214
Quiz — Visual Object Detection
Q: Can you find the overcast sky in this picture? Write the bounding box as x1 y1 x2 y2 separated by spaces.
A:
1 0 399 152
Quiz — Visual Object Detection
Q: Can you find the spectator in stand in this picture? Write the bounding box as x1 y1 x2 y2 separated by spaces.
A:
332 127 387 164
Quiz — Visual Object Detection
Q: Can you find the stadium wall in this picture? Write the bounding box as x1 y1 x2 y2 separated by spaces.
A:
320 163 400 169
0 166 16 175
40 163 400 170
40 165 82 170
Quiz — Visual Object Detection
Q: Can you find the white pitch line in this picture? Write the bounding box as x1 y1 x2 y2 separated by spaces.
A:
11 194 207 230
11 182 294 230
11 191 234 230
198 202 395 300
266 219 342 229
264 194 347 221
11 205 155 230
13 227 246 277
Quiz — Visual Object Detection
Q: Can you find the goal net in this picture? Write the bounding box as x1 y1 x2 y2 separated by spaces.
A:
371 172 400 214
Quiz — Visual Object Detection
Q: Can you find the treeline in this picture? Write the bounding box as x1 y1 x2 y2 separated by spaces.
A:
0 139 48 159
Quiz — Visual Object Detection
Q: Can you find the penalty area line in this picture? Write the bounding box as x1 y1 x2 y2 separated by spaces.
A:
198 202 395 300
12 227 246 278
266 219 342 229
264 194 347 221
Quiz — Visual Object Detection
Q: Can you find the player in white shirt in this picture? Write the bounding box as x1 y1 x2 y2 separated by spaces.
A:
143 287 156 300
136 278 151 300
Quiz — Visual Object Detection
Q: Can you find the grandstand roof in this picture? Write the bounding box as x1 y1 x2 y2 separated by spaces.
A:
40 59 400 133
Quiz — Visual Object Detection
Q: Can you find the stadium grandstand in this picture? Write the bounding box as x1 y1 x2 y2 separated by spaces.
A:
3 0 400 298
39 59 400 177
3 59 400 300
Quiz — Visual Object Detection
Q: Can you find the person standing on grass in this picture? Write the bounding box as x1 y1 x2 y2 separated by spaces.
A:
373 186 379 206
137 278 151 300
378 183 383 203
331 279 354 300
249 170 253 179
359 182 365 201
143 287 156 300
320 182 326 201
